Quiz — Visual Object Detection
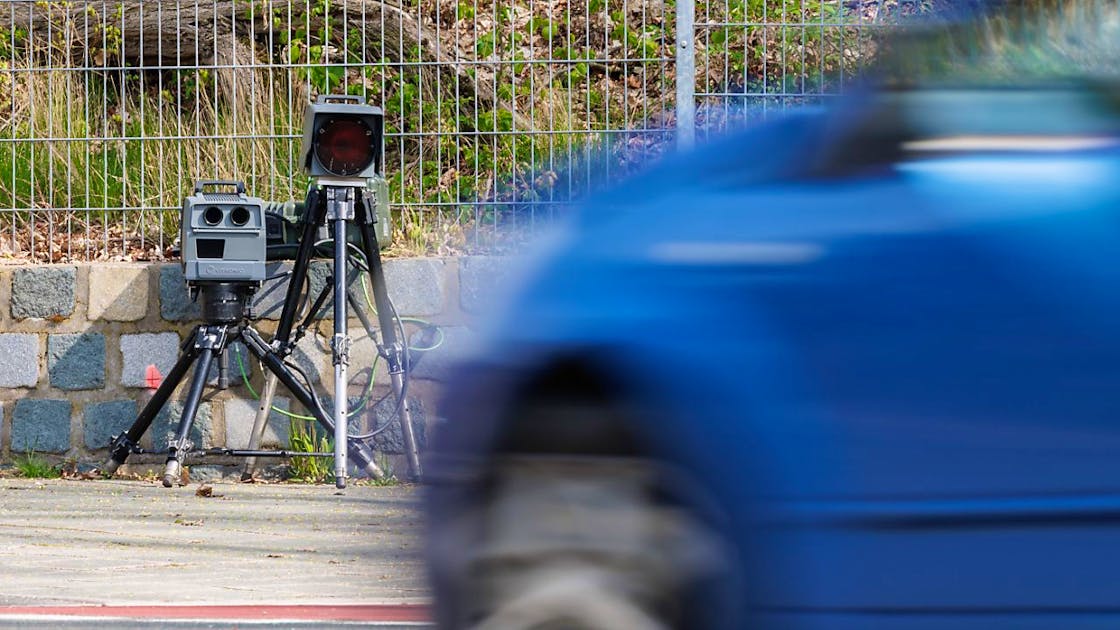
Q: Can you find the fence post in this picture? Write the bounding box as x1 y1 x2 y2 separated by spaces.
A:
675 0 696 151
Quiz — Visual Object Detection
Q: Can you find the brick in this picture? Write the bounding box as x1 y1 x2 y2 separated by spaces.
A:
11 266 76 319
408 326 477 381
48 333 105 390
251 262 294 320
11 399 71 453
120 332 181 388
153 401 213 451
252 261 332 321
159 265 202 322
459 256 510 313
368 396 427 455
384 258 445 316
223 397 292 450
0 334 40 387
88 265 149 321
83 400 137 450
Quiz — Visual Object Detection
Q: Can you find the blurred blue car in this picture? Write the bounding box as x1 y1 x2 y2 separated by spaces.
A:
425 83 1120 629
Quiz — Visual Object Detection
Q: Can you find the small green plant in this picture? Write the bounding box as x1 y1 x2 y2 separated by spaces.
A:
13 451 61 479
287 418 334 483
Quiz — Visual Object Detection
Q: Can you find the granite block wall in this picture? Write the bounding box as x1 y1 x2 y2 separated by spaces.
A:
0 258 489 476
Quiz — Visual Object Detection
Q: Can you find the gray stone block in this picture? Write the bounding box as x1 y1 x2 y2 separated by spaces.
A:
185 464 235 483
459 256 510 313
88 265 149 321
120 332 181 388
368 396 427 455
0 334 40 387
408 326 477 381
224 397 292 449
11 266 76 319
48 333 105 390
83 400 137 450
159 265 202 322
252 261 333 321
384 258 445 316
252 262 294 320
327 394 427 455
153 401 213 451
11 399 71 453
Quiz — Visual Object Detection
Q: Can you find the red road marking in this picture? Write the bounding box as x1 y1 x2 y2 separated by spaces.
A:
0 604 429 623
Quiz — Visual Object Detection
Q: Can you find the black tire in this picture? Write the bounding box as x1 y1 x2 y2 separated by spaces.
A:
427 395 740 630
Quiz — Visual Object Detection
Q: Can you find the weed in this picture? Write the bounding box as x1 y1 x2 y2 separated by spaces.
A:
12 451 61 479
287 417 334 483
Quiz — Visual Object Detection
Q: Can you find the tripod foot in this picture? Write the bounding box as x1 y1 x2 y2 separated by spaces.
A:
102 459 121 477
163 459 182 488
335 477 347 490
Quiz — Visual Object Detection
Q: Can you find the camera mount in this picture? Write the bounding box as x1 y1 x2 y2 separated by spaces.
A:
105 95 423 488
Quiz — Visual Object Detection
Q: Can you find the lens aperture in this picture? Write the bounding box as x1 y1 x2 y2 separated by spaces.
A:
203 206 224 226
230 206 251 226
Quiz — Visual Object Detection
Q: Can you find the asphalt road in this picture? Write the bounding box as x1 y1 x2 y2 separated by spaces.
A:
0 478 430 627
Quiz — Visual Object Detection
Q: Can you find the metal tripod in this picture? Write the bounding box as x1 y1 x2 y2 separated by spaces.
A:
106 182 423 488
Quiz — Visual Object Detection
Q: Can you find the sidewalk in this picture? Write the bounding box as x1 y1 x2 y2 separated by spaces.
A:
0 478 430 627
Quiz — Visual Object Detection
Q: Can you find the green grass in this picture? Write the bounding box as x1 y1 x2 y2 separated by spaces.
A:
286 417 335 483
12 451 61 479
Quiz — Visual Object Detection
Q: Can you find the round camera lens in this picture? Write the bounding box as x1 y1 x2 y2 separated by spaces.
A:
203 206 224 226
314 117 375 176
230 206 251 226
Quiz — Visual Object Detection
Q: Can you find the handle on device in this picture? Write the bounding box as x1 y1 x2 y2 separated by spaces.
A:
193 179 246 194
315 94 364 105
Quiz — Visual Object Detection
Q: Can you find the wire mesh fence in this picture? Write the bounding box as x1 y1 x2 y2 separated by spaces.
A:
0 0 901 262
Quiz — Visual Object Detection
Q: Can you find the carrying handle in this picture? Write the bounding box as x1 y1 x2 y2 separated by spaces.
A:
193 179 246 194
315 94 364 105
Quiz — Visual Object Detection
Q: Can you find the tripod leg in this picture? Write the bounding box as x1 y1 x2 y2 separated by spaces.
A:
331 216 350 489
275 188 323 347
162 343 218 488
241 371 280 481
105 328 202 475
240 327 385 480
356 217 423 480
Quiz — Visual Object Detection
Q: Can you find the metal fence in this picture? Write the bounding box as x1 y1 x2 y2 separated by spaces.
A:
0 0 889 262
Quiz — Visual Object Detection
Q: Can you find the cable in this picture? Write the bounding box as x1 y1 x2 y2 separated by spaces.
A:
234 345 378 421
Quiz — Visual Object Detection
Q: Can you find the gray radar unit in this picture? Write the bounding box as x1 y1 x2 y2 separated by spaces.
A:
299 94 384 178
181 180 267 285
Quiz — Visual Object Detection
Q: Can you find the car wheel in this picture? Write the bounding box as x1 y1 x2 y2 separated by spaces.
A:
429 394 740 630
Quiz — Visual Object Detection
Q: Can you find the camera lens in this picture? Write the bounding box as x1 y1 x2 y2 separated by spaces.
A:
229 206 251 226
203 206 224 226
314 117 375 176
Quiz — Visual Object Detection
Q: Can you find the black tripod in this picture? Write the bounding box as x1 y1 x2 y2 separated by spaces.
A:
105 183 423 488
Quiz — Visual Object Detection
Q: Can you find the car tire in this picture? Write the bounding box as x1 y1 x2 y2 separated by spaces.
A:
428 395 741 630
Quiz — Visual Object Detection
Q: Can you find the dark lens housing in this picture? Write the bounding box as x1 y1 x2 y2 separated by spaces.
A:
203 206 224 226
229 206 251 226
314 117 375 176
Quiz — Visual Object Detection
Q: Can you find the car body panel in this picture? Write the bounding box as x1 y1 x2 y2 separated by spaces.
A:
429 89 1120 622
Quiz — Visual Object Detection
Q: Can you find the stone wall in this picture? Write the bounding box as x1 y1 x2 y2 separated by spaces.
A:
0 258 494 478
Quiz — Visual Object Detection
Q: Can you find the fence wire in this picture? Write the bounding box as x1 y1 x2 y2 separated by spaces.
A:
0 0 893 262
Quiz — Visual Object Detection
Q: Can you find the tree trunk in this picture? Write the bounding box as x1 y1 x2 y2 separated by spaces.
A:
3 0 497 111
